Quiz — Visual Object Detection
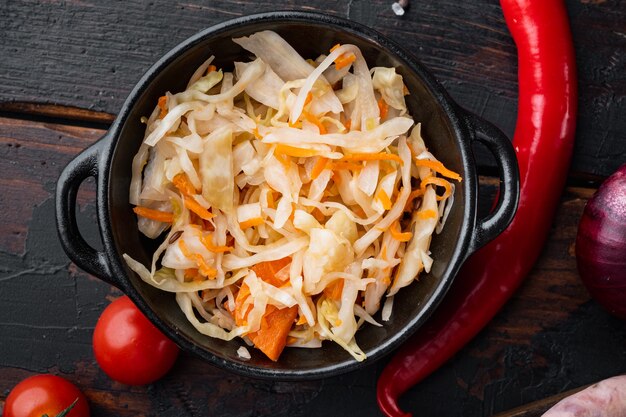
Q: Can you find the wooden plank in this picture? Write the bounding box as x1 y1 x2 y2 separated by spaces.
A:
0 116 624 416
0 1 624 177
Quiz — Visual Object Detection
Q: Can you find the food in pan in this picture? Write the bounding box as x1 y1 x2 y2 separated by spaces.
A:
123 31 461 361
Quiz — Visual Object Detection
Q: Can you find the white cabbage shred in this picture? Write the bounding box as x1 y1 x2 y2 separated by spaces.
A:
124 31 461 362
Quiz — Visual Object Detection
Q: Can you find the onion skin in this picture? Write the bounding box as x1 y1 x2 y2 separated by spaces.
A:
576 163 626 320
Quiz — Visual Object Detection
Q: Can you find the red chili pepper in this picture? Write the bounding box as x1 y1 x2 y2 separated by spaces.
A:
377 1 578 416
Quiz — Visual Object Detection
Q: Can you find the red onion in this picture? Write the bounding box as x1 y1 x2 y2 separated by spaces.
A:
576 163 626 320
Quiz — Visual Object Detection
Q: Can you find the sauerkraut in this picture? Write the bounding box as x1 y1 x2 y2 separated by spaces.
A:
125 31 461 362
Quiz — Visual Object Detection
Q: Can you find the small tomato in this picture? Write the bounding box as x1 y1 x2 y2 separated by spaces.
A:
3 374 90 417
93 296 179 385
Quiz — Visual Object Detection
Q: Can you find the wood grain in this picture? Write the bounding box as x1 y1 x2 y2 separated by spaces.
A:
0 116 625 416
0 0 625 177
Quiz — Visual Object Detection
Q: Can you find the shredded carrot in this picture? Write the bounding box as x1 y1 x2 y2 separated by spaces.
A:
158 96 168 119
274 152 292 170
404 188 424 211
323 279 344 301
389 220 412 242
179 240 217 278
133 206 174 223
234 283 251 326
275 144 320 158
251 258 292 288
340 152 403 164
378 97 389 119
207 64 217 73
301 110 327 134
200 233 233 253
343 118 352 130
416 209 438 220
173 173 197 196
239 217 264 229
184 268 203 282
288 120 302 129
266 191 276 209
184 196 214 220
403 84 409 96
304 92 313 107
330 43 341 53
376 189 393 210
335 53 356 70
311 157 329 180
296 315 308 326
421 176 453 201
330 161 363 172
414 159 462 181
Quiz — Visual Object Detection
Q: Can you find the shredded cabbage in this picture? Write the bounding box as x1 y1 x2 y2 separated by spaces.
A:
124 32 461 362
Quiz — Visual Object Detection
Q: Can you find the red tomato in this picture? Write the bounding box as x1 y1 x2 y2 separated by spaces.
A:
93 296 179 385
3 374 90 417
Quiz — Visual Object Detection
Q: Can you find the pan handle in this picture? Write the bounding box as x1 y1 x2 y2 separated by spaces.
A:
55 134 121 288
467 113 520 253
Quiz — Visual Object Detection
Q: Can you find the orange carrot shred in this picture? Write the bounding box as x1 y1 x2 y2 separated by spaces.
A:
301 110 327 134
311 157 329 180
376 189 393 210
421 176 453 201
340 152 403 164
416 209 438 220
207 64 217 73
304 92 313 107
133 206 174 223
252 126 263 139
343 118 352 130
184 196 214 220
378 97 389 119
158 96 168 119
200 233 233 253
173 173 197 196
239 217 264 229
274 152 291 170
413 159 462 181
390 220 412 242
331 161 363 172
335 53 356 70
323 279 344 301
275 144 320 158
330 43 341 53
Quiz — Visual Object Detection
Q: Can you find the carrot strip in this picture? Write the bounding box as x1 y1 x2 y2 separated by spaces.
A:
239 217 264 229
311 157 329 180
179 239 217 278
390 220 412 242
343 118 352 130
330 43 341 53
331 161 363 172
414 159 462 181
252 126 263 139
421 176 453 201
184 196 214 220
301 110 327 134
404 189 424 211
335 53 356 70
266 191 276 209
376 189 393 210
158 96 168 119
340 152 403 164
200 234 233 253
133 206 174 223
275 144 321 158
323 279 344 301
234 283 251 326
304 92 313 107
274 152 292 170
378 97 389 119
416 209 438 220
173 173 197 196
207 64 217 73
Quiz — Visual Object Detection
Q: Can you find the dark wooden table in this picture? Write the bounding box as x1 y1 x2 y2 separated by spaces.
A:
1 1 625 416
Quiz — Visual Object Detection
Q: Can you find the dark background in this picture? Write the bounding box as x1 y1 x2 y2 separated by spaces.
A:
1 1 625 416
